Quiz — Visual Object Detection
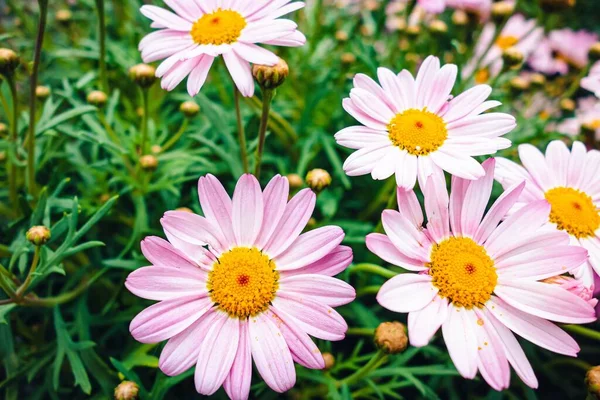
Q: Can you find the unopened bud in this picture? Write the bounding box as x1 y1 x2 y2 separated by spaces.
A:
540 0 576 12
452 10 469 26
0 151 5 162
180 101 200 118
151 145 161 154
589 43 600 62
560 98 576 113
428 20 448 35
140 155 158 171
322 353 335 370
335 30 349 42
0 48 19 77
341 53 356 64
36 85 50 100
364 0 379 11
176 207 194 213
252 58 289 90
286 174 303 189
114 380 139 400
55 9 73 24
406 25 421 37
99 193 111 203
529 73 546 88
586 366 600 399
491 1 515 22
0 123 7 136
509 76 529 93
26 226 51 246
502 47 524 68
306 169 332 193
129 64 157 89
582 122 598 137
307 217 318 229
87 90 108 107
374 322 408 354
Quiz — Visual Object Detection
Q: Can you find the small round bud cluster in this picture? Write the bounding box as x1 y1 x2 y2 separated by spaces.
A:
286 174 304 189
87 90 108 107
491 1 515 22
252 58 289 90
0 48 19 77
528 73 546 88
341 53 356 65
428 20 448 35
140 155 159 171
0 122 7 136
406 25 421 37
374 322 408 354
335 30 349 42
306 169 332 193
129 64 157 89
452 10 469 26
180 101 200 118
540 0 576 12
586 366 600 400
560 98 576 113
589 43 600 62
36 85 51 100
502 47 524 68
26 226 51 246
114 381 139 400
322 353 335 370
0 151 6 161
508 76 530 93
56 9 73 24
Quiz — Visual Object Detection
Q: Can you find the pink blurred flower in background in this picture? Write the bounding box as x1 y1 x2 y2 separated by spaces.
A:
582 61 600 98
557 97 600 140
529 29 598 75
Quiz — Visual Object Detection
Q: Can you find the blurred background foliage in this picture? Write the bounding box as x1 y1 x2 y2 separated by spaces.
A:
1 0 600 399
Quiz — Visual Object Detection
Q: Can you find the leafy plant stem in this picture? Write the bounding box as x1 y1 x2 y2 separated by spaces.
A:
234 86 249 173
16 246 41 298
563 324 600 341
140 88 150 156
254 88 274 179
349 263 398 279
95 0 109 93
161 119 189 152
7 75 18 208
338 350 387 388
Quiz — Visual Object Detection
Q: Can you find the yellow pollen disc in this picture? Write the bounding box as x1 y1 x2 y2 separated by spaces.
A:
495 35 519 50
590 119 600 129
545 187 600 238
475 68 490 84
208 247 279 319
191 9 247 46
387 108 448 156
428 237 497 309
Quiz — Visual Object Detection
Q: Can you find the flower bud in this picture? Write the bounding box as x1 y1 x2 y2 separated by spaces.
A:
542 275 597 308
0 122 7 136
151 145 162 154
140 155 158 171
55 9 73 24
99 193 111 203
452 10 469 26
176 207 194 213
114 381 139 400
0 151 6 162
589 43 600 62
374 322 408 354
582 122 598 138
322 353 335 370
286 174 304 190
252 58 289 90
307 217 318 229
335 30 349 42
0 48 19 77
87 90 108 107
180 101 200 118
586 366 600 400
26 226 51 246
509 76 530 94
364 0 379 11
341 53 356 65
36 85 50 100
528 73 546 88
560 98 576 113
502 47 524 69
129 64 157 89
306 169 332 193
540 0 576 12
405 25 421 38
491 1 515 22
428 20 448 36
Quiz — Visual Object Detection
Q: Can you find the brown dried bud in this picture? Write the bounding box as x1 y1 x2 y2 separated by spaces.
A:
252 58 289 90
129 64 157 88
586 366 600 399
589 43 600 62
341 53 356 64
374 322 408 354
322 353 335 370
428 20 448 35
0 48 19 76
540 0 576 12
560 98 576 113
26 226 51 246
114 381 139 400
306 169 332 193
140 155 158 171
502 47 524 68
491 1 515 22
180 101 200 118
286 174 304 189
55 9 73 24
87 90 108 107
36 85 50 100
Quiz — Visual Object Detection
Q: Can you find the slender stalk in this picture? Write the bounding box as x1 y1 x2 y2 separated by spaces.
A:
7 75 18 208
356 285 381 297
23 270 106 307
27 0 49 196
346 327 376 337
140 88 149 155
161 119 188 152
563 324 600 341
234 87 249 173
95 0 109 93
349 263 399 279
338 350 387 387
16 246 40 298
0 276 18 302
254 89 273 179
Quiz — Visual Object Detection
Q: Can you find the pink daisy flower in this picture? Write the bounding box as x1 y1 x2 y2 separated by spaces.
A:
367 158 595 390
335 55 516 190
126 174 355 399
495 141 600 287
462 14 543 83
543 275 598 310
138 1 306 97
582 61 600 98
557 97 600 140
529 29 598 75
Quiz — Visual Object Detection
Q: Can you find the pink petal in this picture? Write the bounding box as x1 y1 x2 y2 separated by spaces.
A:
365 233 427 271
198 174 236 245
441 305 478 379
223 320 252 400
424 175 450 242
473 181 525 244
140 236 200 270
278 274 355 307
140 5 193 31
223 51 255 97
459 158 495 236
518 144 553 191
377 274 438 313
473 309 510 391
275 226 344 270
161 211 228 254
495 244 587 280
255 175 289 249
282 245 353 277
125 266 207 301
381 210 430 261
397 188 424 228
545 140 570 188
407 296 448 347
232 174 264 246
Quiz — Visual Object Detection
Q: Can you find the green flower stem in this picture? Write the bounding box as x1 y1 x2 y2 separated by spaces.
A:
359 177 396 220
245 96 297 151
15 246 40 298
7 75 18 208
98 112 135 174
22 270 106 307
0 276 17 302
563 65 591 100
338 350 387 388
375 186 398 233
346 327 376 337
356 285 381 298
563 324 600 341
234 86 249 173
95 0 109 93
349 263 398 279
161 119 189 152
254 88 274 179
140 88 150 156
26 0 49 196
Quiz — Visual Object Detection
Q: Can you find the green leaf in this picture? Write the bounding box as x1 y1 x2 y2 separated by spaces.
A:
0 305 16 324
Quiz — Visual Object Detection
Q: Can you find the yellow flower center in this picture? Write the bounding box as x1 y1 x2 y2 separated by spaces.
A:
208 247 279 319
191 9 247 46
387 108 448 156
495 35 519 50
545 187 600 238
475 68 490 84
428 237 497 309
589 119 600 129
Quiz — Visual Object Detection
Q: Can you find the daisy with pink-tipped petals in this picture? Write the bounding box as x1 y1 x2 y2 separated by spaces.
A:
529 29 598 75
367 158 595 390
138 0 306 97
495 141 600 287
126 174 355 399
335 55 516 190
